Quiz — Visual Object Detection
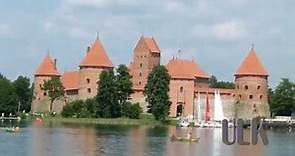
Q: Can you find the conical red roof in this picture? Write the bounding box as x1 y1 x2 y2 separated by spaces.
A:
80 39 113 68
35 54 60 76
235 48 268 76
166 58 209 79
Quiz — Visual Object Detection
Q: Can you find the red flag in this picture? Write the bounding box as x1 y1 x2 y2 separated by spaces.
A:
205 93 210 121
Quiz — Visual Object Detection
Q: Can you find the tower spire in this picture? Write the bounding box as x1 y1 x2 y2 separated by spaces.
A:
251 43 255 49
96 32 99 40
46 49 50 57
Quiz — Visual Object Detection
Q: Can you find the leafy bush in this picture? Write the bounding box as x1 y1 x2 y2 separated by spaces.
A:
61 99 97 118
61 102 75 117
122 102 142 119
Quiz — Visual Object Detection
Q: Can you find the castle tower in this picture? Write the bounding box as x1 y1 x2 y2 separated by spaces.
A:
129 36 160 111
78 38 113 100
166 58 209 117
234 47 270 119
31 54 61 112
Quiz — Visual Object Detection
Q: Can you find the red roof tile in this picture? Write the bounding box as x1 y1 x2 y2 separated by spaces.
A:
143 36 160 53
166 58 209 79
235 48 268 76
62 71 79 91
35 54 60 76
80 39 113 68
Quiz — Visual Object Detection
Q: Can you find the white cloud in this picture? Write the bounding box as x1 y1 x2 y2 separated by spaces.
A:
211 21 246 40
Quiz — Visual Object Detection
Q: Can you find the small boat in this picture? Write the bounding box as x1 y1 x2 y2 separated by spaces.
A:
5 127 20 133
170 136 200 143
177 117 190 127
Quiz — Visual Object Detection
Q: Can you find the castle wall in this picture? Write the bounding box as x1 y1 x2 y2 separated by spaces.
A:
169 79 195 117
78 67 108 100
234 75 270 119
130 90 148 112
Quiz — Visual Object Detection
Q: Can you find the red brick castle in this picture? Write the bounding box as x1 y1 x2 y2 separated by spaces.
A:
32 36 270 119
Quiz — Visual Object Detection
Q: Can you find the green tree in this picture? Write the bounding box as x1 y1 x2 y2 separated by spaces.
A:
144 65 171 121
81 98 96 118
116 64 133 105
42 76 65 112
96 70 121 118
0 74 18 114
209 75 235 89
270 78 295 116
13 76 32 113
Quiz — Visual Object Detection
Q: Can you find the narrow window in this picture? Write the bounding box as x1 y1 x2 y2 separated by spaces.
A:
245 85 248 90
236 85 239 89
88 88 91 93
139 81 142 85
43 92 47 96
86 78 90 84
249 95 253 99
139 72 142 77
257 85 261 90
259 95 263 99
140 63 143 67
180 86 184 93
239 95 242 99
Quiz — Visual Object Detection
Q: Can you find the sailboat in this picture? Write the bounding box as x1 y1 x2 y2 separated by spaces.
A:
197 90 225 128
211 90 224 128
194 93 204 127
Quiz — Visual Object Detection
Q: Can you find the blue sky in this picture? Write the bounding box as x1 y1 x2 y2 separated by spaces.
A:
0 0 294 87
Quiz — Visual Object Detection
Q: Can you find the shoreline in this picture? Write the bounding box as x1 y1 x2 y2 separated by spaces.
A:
40 115 177 126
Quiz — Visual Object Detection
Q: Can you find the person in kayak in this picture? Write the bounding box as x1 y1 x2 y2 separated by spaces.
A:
186 133 192 139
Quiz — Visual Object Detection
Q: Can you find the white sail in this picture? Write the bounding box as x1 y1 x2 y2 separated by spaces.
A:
213 90 224 121
197 92 202 121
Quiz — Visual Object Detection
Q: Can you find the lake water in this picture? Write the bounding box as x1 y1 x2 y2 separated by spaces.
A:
0 121 294 156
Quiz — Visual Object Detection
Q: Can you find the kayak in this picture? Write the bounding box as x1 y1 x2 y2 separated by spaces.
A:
170 136 199 143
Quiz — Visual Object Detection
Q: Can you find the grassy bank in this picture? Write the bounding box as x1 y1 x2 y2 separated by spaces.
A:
41 114 177 126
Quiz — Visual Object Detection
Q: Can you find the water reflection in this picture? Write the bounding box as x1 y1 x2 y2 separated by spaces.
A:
0 121 295 156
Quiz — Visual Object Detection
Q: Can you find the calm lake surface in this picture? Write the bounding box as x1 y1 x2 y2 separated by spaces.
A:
0 121 294 156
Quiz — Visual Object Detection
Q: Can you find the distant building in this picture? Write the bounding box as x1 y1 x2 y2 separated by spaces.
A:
31 35 270 119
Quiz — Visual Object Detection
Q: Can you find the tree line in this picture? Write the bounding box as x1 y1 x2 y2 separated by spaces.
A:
0 74 32 115
268 78 295 116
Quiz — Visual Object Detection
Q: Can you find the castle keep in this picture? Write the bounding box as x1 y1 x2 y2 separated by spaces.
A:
32 35 270 119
